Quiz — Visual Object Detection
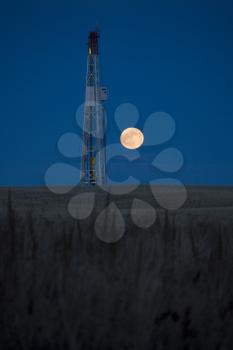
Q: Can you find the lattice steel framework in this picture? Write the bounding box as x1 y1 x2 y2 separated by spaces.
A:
80 31 107 185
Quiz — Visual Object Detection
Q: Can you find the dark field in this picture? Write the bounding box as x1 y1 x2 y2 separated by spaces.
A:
0 186 233 350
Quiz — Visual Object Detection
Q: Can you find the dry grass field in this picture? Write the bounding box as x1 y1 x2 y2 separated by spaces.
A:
0 185 233 349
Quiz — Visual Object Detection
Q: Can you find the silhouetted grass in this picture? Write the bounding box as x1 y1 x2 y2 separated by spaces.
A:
0 186 233 349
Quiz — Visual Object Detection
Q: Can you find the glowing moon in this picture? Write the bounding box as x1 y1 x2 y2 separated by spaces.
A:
120 127 144 149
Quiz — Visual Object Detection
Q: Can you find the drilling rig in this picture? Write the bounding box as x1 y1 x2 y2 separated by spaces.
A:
80 31 108 185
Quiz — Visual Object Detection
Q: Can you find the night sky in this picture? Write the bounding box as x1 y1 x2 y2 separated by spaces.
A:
1 0 233 186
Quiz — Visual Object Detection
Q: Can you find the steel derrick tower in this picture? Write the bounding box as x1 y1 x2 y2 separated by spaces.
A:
80 31 108 185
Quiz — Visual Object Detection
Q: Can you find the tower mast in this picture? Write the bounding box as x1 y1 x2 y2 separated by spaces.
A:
80 31 108 185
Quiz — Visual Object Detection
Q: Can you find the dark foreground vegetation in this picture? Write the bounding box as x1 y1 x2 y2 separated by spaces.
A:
0 186 233 350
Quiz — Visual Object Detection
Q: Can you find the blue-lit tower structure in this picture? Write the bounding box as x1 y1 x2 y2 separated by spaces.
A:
80 31 107 185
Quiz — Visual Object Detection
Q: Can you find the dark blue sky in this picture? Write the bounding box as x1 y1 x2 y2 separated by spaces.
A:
1 0 233 186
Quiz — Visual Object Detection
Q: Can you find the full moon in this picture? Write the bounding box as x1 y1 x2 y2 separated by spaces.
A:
120 127 144 149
